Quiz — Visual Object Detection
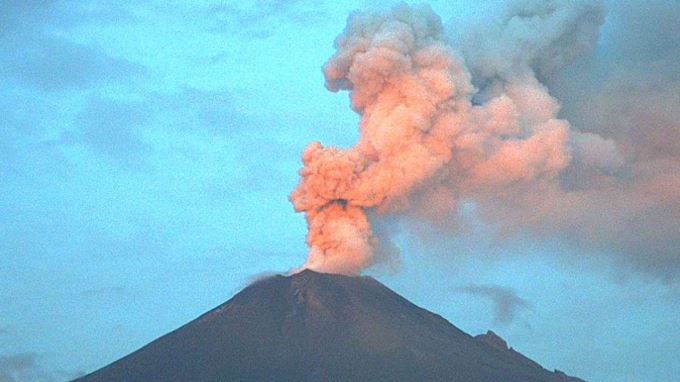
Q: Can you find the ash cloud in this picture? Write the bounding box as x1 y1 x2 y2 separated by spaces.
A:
462 0 680 281
541 0 680 281
459 285 530 325
290 1 679 280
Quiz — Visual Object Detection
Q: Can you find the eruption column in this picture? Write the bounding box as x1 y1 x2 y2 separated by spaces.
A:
291 4 573 274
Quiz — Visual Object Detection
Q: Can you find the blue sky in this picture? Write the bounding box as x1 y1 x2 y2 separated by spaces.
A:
1 1 679 381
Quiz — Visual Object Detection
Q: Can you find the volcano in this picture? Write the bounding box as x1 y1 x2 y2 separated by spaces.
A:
74 270 583 382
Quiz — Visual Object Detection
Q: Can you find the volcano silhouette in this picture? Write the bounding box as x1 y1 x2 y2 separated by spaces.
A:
74 270 584 382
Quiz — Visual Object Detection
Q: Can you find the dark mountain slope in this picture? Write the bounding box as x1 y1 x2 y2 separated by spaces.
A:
75 270 584 382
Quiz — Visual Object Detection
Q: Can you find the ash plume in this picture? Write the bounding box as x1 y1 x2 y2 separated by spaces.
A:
291 1 679 280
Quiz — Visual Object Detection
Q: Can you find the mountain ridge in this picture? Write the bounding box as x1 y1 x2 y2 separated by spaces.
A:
74 269 584 382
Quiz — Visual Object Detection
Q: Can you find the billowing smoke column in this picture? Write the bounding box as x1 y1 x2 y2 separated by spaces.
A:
291 5 480 274
291 4 572 274
291 1 680 278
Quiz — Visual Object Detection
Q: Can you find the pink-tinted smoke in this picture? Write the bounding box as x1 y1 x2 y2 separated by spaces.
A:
291 1 679 279
291 4 574 274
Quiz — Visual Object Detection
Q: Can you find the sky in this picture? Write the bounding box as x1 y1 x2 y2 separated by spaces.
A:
1 1 679 381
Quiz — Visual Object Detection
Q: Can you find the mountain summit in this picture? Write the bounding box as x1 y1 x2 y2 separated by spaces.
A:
74 270 584 382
